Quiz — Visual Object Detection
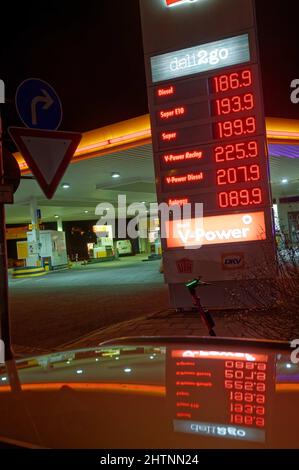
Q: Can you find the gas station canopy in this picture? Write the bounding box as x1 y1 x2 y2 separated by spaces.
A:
6 115 299 224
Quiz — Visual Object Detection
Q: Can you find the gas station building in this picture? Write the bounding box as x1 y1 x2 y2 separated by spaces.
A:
5 114 299 267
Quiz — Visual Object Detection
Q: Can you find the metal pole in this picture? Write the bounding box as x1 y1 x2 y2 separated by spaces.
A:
0 105 13 360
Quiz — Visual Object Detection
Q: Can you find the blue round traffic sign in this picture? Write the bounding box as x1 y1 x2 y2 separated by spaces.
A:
15 78 62 130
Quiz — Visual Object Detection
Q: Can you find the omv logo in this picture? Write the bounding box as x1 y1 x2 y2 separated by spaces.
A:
166 0 199 7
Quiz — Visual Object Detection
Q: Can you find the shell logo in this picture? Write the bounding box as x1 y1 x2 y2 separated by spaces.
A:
166 0 199 7
176 258 194 273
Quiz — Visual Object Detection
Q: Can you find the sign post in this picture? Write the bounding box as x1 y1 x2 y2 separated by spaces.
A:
11 78 81 272
139 0 276 308
0 77 81 358
0 106 13 360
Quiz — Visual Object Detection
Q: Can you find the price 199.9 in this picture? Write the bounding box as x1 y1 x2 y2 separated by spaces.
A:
215 117 256 139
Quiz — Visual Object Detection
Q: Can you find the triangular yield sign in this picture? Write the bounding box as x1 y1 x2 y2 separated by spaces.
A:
9 127 82 199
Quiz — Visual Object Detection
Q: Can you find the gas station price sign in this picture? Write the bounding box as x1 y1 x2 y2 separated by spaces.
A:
140 0 275 304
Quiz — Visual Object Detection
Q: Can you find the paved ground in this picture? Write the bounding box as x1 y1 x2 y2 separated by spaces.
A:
8 254 299 357
9 255 169 351
60 306 299 351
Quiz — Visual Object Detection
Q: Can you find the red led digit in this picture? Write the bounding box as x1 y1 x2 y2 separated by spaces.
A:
245 362 255 370
239 190 249 205
252 188 262 204
219 192 228 208
242 69 252 87
231 95 242 113
244 393 254 403
256 382 266 392
246 116 256 133
240 189 250 205
234 415 244 425
244 93 254 110
226 361 235 368
244 382 254 391
217 169 226 185
248 141 258 157
244 416 254 426
234 404 243 413
225 369 234 379
231 192 239 207
256 417 265 428
234 119 244 136
227 167 238 184
234 381 244 390
235 362 244 369
230 73 240 89
234 370 244 380
215 146 225 162
256 406 265 416
224 380 234 390
244 404 254 414
235 143 246 159
225 380 233 389
257 372 266 381
256 394 265 404
234 392 243 401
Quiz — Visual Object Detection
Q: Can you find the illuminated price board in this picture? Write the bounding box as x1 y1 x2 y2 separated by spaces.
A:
139 0 275 306
150 61 271 228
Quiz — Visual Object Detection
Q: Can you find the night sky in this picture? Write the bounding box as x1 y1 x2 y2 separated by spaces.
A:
1 0 299 142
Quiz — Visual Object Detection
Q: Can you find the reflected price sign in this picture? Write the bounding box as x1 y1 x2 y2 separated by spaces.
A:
139 0 275 290
166 347 275 444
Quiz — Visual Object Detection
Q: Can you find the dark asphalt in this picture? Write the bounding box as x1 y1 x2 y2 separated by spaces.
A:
8 256 169 350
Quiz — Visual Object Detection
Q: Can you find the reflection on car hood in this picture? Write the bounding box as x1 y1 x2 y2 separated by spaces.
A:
0 337 298 449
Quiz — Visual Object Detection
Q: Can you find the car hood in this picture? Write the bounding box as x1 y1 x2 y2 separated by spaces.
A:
0 336 298 449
